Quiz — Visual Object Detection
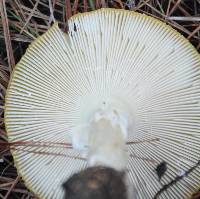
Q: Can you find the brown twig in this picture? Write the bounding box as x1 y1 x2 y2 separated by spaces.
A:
168 0 182 16
65 0 72 20
73 0 79 15
20 0 40 34
188 25 200 39
0 0 15 72
127 138 160 145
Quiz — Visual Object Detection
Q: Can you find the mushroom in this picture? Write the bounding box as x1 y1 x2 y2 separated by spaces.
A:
5 8 200 199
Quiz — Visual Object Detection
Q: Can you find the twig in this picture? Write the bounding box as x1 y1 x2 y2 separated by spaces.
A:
83 0 88 12
65 0 72 20
4 176 20 199
20 0 40 34
73 0 79 15
188 25 200 39
167 17 200 22
10 147 85 161
166 0 172 17
127 138 160 145
168 0 182 16
171 0 190 16
0 0 15 72
134 0 152 11
48 0 56 25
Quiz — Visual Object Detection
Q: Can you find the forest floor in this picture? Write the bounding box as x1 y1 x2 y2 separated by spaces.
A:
0 0 200 198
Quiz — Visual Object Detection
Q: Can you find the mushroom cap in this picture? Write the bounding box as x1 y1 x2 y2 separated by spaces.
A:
5 8 200 199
